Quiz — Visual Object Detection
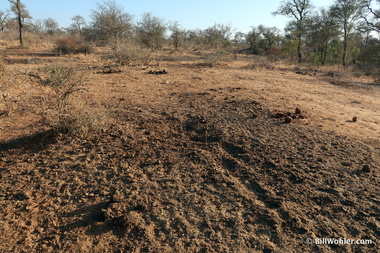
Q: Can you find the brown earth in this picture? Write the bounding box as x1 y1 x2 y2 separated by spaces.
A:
0 49 379 252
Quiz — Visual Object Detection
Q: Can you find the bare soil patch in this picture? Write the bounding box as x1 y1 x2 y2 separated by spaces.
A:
0 50 379 252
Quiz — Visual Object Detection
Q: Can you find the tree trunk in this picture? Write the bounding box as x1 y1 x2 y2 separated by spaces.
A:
18 11 23 47
297 33 302 63
342 24 348 67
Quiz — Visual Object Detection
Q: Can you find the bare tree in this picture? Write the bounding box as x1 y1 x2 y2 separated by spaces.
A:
0 11 9 32
363 0 380 33
330 0 363 66
8 0 31 47
273 0 313 63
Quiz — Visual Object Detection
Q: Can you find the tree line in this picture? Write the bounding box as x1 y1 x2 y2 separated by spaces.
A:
1 0 379 69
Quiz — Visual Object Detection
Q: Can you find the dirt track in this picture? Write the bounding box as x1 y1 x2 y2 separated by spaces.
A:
0 51 379 252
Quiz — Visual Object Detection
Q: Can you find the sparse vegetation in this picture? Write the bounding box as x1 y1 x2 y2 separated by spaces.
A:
55 35 92 55
30 64 104 135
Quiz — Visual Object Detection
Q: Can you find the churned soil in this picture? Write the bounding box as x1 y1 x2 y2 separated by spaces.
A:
0 49 379 252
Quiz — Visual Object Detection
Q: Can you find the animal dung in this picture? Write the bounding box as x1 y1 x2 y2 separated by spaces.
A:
352 116 357 122
148 70 168 75
284 116 293 123
362 164 371 173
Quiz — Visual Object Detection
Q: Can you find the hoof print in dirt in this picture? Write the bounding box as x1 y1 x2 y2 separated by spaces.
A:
148 70 168 75
12 191 29 201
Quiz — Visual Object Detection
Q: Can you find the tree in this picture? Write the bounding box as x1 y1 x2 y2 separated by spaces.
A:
306 8 340 65
363 0 380 33
31 19 43 33
8 0 31 47
330 0 363 66
0 11 9 32
203 23 233 49
245 27 262 53
168 21 185 51
87 0 133 46
273 0 313 63
137 13 167 50
69 15 86 34
44 18 59 34
258 25 281 49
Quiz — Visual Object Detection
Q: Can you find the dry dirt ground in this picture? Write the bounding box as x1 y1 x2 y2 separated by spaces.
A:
0 49 379 252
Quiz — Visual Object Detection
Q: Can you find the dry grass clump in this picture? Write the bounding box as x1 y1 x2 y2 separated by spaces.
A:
373 68 380 84
244 61 275 71
200 50 230 67
31 63 105 135
0 63 18 116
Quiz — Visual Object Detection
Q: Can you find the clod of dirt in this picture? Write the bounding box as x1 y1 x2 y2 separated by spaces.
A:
111 193 124 203
295 108 301 114
284 116 293 124
362 164 371 173
352 116 358 122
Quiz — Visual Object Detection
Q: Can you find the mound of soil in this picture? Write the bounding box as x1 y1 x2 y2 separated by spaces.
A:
1 92 379 252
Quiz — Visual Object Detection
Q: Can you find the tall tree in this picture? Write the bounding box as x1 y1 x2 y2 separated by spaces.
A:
306 8 340 65
273 0 313 63
8 0 31 47
330 0 363 66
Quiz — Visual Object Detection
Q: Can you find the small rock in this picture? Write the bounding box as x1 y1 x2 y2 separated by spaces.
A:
362 164 371 173
352 116 357 122
295 108 301 114
284 116 293 124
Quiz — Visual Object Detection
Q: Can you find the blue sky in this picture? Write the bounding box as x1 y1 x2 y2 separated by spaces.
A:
3 0 335 33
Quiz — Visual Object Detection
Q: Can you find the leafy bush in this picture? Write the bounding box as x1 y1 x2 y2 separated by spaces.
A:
55 35 92 55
